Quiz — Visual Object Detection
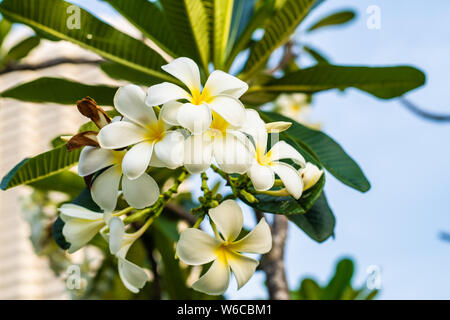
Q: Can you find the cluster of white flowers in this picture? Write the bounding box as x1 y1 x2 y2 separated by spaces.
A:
60 57 323 295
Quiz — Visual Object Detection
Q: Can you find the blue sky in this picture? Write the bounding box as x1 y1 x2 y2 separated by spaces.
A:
56 0 450 299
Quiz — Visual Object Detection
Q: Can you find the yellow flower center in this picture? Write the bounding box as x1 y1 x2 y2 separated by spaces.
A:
256 148 272 166
145 120 165 143
215 242 234 264
208 111 230 136
190 88 213 106
111 150 126 165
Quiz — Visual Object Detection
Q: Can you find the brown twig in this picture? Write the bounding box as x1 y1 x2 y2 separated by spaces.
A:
0 57 103 75
256 210 291 300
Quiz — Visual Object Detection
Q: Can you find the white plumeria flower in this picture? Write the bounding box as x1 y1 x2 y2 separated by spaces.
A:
59 204 109 253
78 146 159 212
146 57 248 134
97 84 185 176
242 110 306 199
277 93 311 123
176 200 272 295
101 218 150 293
300 162 323 191
184 111 253 174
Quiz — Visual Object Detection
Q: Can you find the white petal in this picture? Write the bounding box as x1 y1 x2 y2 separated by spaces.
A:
176 228 219 265
248 163 274 191
60 206 105 253
146 82 191 106
114 85 157 126
154 130 184 169
213 135 253 174
161 57 201 93
209 199 243 242
227 252 259 289
91 165 122 212
300 162 323 191
98 121 146 149
241 109 268 152
177 103 212 134
118 257 149 293
265 121 292 133
59 204 103 220
269 141 306 166
203 70 248 98
78 146 115 177
183 134 213 174
122 174 159 209
122 141 154 180
192 259 230 295
276 94 295 109
160 101 183 126
108 217 124 255
271 161 303 199
230 218 272 254
208 95 246 128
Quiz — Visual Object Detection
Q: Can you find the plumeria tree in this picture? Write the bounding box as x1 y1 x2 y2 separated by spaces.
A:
0 0 425 299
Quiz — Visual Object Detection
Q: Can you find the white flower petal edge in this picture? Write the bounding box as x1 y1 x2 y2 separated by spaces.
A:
177 103 212 135
146 82 191 106
114 84 157 126
91 165 122 212
248 163 275 191
122 141 154 180
118 257 150 294
300 162 324 191
161 57 201 93
59 204 105 254
122 173 159 209
108 217 125 255
78 146 115 177
271 161 303 200
209 199 243 242
176 200 272 295
203 70 248 98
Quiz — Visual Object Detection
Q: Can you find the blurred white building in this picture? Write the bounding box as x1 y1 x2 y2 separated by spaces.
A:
0 32 120 299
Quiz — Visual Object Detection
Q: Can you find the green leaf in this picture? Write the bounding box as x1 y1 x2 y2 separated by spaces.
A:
293 278 322 300
100 61 163 86
2 35 40 64
307 9 356 32
261 111 370 192
71 187 101 212
52 216 70 250
287 192 335 242
28 170 85 197
241 173 325 216
0 18 12 48
302 45 329 64
0 77 118 105
242 0 316 78
0 0 172 81
160 0 210 72
0 144 81 190
212 0 234 68
102 0 181 58
225 0 273 71
248 64 426 99
322 258 354 299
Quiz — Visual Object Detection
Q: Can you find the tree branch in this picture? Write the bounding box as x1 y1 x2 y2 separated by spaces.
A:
399 98 450 122
256 210 291 300
0 57 103 75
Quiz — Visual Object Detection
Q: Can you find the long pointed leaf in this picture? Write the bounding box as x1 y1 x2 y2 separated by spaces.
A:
2 35 40 64
1 145 81 190
0 77 118 105
0 0 172 81
242 0 316 78
307 9 356 32
212 0 234 68
103 0 181 58
160 0 210 72
247 65 426 99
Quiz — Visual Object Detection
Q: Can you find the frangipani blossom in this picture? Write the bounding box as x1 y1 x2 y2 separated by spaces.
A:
101 217 150 293
176 200 272 295
276 93 320 129
146 57 248 134
184 111 253 174
97 84 185 178
242 110 306 199
78 146 159 212
300 162 323 191
59 204 108 253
